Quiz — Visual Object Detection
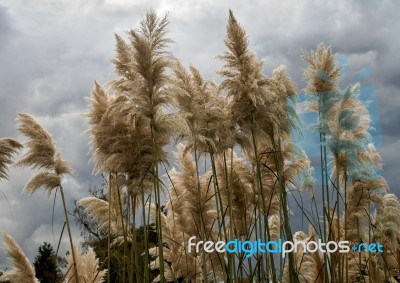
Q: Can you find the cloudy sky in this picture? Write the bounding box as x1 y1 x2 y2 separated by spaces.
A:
0 0 399 265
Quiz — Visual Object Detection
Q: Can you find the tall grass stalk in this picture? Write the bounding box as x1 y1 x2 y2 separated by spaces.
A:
208 150 230 278
271 137 297 283
150 125 165 282
60 185 81 283
107 174 111 283
141 186 150 282
16 113 80 282
52 12 399 283
193 145 209 282
250 116 275 282
223 149 236 279
130 194 140 283
111 174 128 283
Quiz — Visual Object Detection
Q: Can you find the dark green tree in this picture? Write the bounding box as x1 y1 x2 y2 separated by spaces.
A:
33 242 62 283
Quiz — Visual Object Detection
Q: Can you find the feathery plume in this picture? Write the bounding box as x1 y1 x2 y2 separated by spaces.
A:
268 214 280 241
303 43 340 95
24 172 61 197
16 113 57 170
16 112 79 280
16 113 73 196
147 202 220 282
283 226 324 283
0 233 39 283
78 179 126 240
219 10 278 133
373 194 400 279
78 196 123 238
167 144 217 238
215 151 255 237
86 83 156 195
63 244 107 283
170 62 232 154
0 138 22 181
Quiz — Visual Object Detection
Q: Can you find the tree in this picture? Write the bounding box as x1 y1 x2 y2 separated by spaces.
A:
33 242 62 283
72 184 160 282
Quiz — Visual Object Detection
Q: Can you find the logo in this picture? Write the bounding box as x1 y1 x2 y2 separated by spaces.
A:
187 237 383 258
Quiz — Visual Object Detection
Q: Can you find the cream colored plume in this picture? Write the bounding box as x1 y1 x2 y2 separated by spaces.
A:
268 214 280 241
372 194 400 280
283 226 324 283
147 204 208 282
170 62 230 154
78 196 123 238
63 244 106 283
0 138 22 181
303 43 340 94
16 113 73 196
214 151 255 237
0 233 39 283
167 144 217 238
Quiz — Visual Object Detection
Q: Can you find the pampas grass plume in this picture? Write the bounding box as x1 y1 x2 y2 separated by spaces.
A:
16 113 73 196
0 138 22 181
63 244 107 283
0 233 39 283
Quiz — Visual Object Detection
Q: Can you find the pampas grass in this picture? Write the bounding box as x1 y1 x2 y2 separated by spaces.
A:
63 244 107 283
2 9 399 283
16 113 73 195
152 145 224 281
218 11 317 282
78 196 124 238
283 227 324 283
16 113 80 282
303 43 389 283
0 138 22 181
0 233 39 283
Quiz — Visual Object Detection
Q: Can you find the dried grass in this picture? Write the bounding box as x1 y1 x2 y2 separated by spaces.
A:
0 138 22 181
0 233 39 283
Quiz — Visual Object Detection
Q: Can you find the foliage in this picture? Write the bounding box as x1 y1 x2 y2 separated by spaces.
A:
33 242 63 283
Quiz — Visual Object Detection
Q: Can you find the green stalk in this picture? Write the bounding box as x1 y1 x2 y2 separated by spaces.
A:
59 185 80 283
357 220 362 280
107 174 112 283
208 148 230 279
126 196 132 283
115 178 128 283
223 149 235 279
368 199 371 283
271 137 298 283
335 164 341 282
150 123 165 282
250 114 276 283
322 140 334 282
130 194 140 283
318 104 329 283
193 145 209 282
344 173 348 283
141 190 150 282
134 117 149 282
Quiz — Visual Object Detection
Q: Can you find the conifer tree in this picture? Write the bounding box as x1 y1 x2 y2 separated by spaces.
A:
33 242 62 283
